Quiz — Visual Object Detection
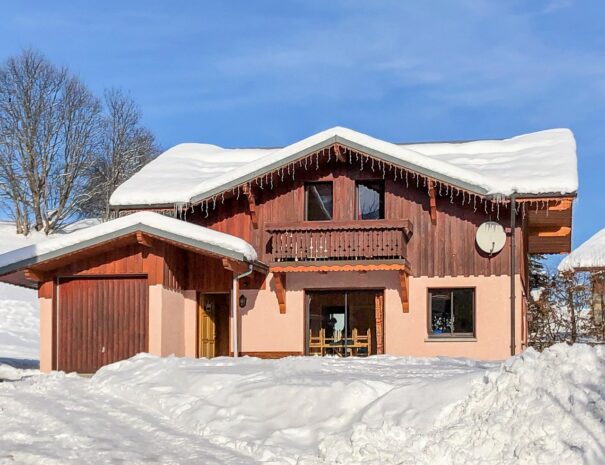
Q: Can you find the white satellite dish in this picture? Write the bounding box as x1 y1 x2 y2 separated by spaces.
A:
476 221 506 255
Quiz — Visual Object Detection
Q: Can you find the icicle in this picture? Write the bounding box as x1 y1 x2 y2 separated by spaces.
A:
462 191 465 204
212 196 217 209
484 201 488 214
450 187 454 203
473 195 477 212
522 202 526 219
394 168 398 182
270 174 274 189
292 164 295 180
496 202 500 220
237 185 241 199
259 177 263 190
221 193 225 204
423 177 427 188
317 153 320 170
371 158 375 172
360 156 364 171
348 150 352 164
416 175 419 188
327 150 331 163
439 183 443 196
205 200 209 218
382 163 386 179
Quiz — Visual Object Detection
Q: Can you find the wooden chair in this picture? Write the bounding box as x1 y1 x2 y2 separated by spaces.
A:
351 328 372 357
308 328 325 356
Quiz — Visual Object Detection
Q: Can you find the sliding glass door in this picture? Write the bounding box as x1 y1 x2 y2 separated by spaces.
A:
307 290 380 356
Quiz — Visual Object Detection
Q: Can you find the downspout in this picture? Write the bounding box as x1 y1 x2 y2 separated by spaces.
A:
509 193 517 356
232 264 253 358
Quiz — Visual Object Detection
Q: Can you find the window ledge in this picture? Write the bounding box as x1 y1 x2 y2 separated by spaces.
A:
424 336 477 342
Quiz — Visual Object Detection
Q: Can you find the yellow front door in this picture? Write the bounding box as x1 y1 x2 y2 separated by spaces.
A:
198 294 216 358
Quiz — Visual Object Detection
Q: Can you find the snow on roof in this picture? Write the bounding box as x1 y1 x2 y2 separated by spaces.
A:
0 212 257 276
110 127 578 207
558 228 605 272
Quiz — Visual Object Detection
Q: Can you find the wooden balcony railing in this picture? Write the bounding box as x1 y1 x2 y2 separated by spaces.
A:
266 220 413 262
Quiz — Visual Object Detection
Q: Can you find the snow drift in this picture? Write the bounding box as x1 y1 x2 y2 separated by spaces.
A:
87 344 605 465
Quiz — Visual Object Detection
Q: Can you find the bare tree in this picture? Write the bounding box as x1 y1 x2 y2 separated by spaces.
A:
81 88 158 219
0 50 101 233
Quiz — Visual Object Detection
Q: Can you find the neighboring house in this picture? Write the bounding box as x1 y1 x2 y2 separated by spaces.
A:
0 127 578 372
559 228 605 325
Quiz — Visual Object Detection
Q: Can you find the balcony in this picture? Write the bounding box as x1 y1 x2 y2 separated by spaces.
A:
266 220 413 263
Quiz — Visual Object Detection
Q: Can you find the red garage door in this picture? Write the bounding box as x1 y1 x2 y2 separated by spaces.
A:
57 276 148 373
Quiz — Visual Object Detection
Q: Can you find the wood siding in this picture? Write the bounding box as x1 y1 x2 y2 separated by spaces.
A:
43 240 232 293
57 276 148 373
190 158 526 280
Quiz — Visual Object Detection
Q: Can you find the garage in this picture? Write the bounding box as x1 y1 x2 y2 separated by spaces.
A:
57 276 148 373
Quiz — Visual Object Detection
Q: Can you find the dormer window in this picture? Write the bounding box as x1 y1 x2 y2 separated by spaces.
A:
305 182 333 221
356 181 384 220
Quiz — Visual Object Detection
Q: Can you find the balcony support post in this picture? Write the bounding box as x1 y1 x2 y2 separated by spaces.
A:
273 272 287 314
399 270 410 313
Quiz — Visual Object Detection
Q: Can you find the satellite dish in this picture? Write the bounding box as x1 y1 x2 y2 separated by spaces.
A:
476 221 506 255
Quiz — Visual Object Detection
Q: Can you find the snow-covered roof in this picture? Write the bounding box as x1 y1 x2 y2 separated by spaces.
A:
558 228 605 272
0 212 258 277
110 127 578 207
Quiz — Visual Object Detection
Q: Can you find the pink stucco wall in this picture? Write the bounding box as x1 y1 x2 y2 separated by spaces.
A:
149 284 194 357
238 271 525 360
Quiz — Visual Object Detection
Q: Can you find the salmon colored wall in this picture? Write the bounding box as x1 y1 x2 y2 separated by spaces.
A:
238 271 525 360
148 284 186 357
183 290 197 357
148 285 163 356
39 297 53 373
161 287 185 356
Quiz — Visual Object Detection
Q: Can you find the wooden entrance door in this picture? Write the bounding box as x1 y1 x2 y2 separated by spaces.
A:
57 276 148 373
198 294 216 358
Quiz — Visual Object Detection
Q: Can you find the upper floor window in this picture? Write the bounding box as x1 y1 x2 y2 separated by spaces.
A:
356 181 384 220
305 182 333 221
428 288 475 337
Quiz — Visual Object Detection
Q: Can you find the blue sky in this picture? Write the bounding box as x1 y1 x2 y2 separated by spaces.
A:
1 0 604 267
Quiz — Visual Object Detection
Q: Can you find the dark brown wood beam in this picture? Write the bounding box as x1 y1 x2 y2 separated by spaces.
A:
273 272 286 314
136 231 152 248
242 184 258 229
222 258 249 274
334 144 346 162
428 181 437 225
399 270 409 313
24 268 45 282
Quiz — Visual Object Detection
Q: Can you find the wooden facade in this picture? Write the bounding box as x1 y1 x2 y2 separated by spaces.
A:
189 155 530 282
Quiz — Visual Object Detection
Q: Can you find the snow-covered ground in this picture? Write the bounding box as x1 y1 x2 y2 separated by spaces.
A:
0 221 41 365
0 220 603 464
0 219 99 366
0 345 604 465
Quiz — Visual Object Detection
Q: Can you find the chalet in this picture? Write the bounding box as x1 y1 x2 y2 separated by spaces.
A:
0 127 578 372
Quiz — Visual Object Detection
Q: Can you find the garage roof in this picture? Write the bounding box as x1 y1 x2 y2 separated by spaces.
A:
0 212 259 283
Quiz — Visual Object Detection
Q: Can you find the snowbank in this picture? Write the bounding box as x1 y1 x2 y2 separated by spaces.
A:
88 344 604 465
110 127 578 207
